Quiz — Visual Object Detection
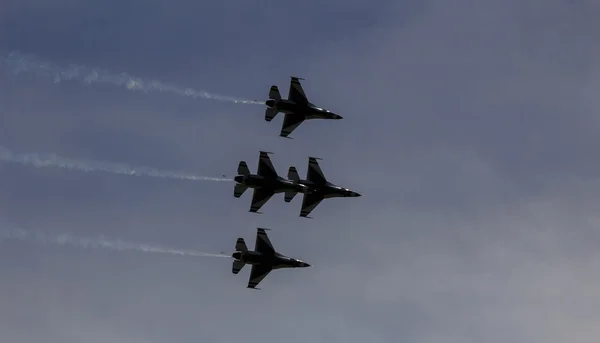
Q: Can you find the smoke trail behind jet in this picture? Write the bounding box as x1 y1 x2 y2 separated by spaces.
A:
0 146 232 182
0 227 232 258
0 51 262 105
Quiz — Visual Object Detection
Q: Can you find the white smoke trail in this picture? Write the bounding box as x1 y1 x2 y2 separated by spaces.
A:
0 146 232 182
0 51 263 105
0 227 232 258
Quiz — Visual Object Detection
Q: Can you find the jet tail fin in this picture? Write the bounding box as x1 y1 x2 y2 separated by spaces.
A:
265 86 280 122
287 166 300 182
269 85 281 100
232 238 247 274
284 167 301 202
237 161 250 176
235 238 247 252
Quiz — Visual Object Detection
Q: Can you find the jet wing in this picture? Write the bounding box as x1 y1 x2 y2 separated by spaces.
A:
300 193 324 218
257 151 278 179
280 113 305 138
250 188 274 213
288 77 308 105
307 157 327 184
255 228 275 254
247 264 272 289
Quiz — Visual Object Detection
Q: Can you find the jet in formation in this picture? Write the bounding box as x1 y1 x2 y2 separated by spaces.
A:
264 76 343 138
233 151 312 213
231 228 310 289
287 157 361 218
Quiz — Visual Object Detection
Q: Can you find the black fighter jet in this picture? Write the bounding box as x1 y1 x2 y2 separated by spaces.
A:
264 76 343 138
231 228 311 290
287 157 361 218
233 151 311 214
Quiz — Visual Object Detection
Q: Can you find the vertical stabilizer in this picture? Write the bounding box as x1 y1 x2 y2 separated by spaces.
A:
268 85 281 100
237 161 250 176
235 238 247 252
287 166 300 182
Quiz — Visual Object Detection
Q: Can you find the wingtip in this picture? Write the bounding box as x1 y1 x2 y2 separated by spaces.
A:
257 227 271 231
308 157 323 161
290 76 305 81
259 150 275 155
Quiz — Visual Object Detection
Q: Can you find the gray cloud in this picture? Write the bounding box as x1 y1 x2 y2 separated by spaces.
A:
1 0 599 342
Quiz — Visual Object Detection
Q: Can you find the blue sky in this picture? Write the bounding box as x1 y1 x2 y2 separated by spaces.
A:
1 1 600 342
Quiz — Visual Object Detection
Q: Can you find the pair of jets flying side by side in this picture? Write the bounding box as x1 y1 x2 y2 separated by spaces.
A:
229 151 361 218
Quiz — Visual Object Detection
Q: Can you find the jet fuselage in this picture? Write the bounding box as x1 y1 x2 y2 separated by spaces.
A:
266 99 342 120
234 174 310 194
298 180 361 199
231 250 310 269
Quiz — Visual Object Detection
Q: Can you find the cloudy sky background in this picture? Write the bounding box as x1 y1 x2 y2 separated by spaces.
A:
1 0 600 342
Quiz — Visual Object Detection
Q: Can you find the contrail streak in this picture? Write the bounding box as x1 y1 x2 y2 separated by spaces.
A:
0 227 232 258
0 146 232 182
0 50 263 105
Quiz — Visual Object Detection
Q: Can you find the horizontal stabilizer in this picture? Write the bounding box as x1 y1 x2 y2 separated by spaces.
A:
232 260 245 274
237 161 250 176
234 183 248 198
265 107 278 122
284 191 297 203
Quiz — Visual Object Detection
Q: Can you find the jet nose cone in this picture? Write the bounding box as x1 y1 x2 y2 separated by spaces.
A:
351 191 361 197
332 114 343 119
303 262 311 267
